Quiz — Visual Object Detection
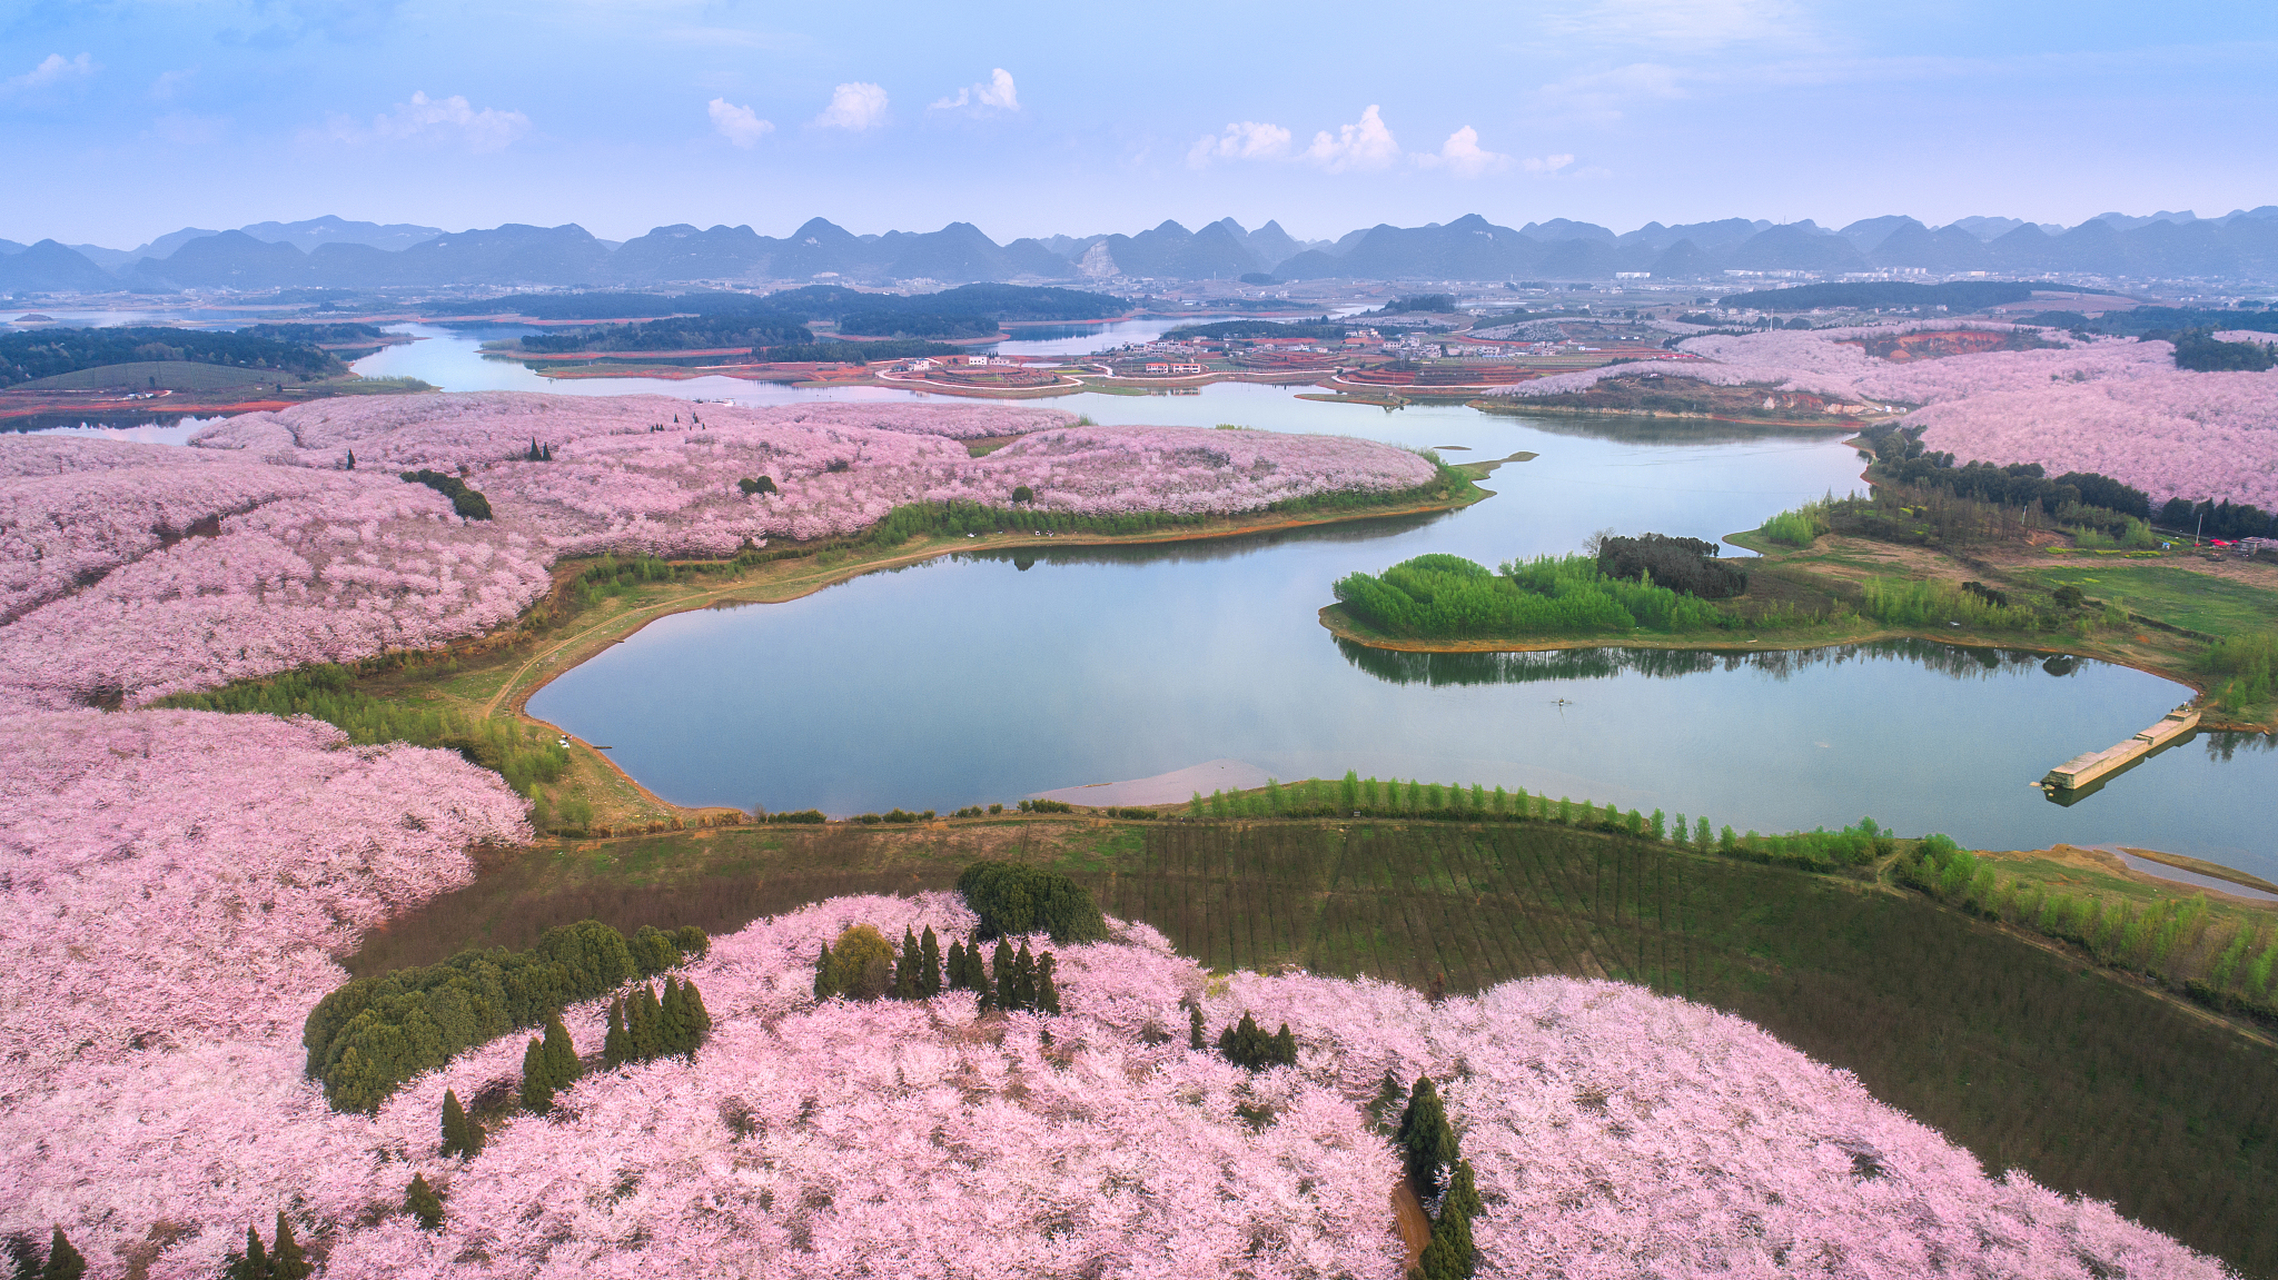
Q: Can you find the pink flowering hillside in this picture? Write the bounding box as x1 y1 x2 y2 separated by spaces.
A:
0 395 1433 709
3 880 2227 1277
0 707 529 1273
1486 324 2278 509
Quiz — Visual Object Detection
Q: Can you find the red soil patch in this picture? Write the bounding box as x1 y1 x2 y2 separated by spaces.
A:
1841 329 2052 362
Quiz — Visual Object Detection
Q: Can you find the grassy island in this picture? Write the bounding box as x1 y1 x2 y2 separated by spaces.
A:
1327 483 2278 731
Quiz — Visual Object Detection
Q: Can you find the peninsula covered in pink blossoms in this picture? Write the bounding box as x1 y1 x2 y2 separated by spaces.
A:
1491 322 2278 511
0 394 1436 710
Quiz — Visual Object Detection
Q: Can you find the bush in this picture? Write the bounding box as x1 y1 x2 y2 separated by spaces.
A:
304 919 704 1113
1017 798 1074 814
824 925 894 999
1216 1011 1298 1070
1595 532 1748 598
956 861 1107 942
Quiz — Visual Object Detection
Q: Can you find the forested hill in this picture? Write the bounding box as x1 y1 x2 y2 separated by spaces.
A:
506 283 1128 352
0 326 349 389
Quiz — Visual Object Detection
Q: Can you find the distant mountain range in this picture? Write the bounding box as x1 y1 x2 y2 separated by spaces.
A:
3 207 2276 294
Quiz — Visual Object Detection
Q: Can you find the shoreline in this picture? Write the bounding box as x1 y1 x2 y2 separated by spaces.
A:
446 490 1491 820
1314 603 2264 733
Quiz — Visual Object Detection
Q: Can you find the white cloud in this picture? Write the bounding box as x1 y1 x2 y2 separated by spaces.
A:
373 91 530 151
150 112 227 145
311 91 531 152
707 97 774 147
1522 153 1578 174
150 68 197 101
1413 126 1510 179
814 81 888 131
1186 120 1293 168
1545 0 1812 51
5 53 96 95
1299 105 1401 173
1534 62 1686 124
931 68 1019 113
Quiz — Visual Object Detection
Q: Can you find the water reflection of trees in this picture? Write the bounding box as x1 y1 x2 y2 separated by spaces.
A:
1336 636 2072 688
1478 410 1854 448
2204 731 2278 762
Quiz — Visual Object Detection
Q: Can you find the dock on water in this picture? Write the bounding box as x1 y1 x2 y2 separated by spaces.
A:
2042 706 2201 791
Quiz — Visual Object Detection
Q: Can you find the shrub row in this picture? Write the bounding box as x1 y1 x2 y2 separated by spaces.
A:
304 919 707 1113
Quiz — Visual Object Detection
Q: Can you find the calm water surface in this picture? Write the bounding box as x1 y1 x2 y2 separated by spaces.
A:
365 328 2272 873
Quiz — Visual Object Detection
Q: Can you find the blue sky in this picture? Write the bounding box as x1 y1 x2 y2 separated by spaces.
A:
3 0 2273 248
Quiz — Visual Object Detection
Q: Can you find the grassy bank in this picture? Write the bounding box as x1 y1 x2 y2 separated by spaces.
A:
160 479 1488 835
349 811 2278 1276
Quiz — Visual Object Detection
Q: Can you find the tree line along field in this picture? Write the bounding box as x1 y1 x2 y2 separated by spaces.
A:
345 813 2278 1276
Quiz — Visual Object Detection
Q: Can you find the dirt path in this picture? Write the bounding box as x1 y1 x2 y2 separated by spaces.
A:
1391 1179 1431 1270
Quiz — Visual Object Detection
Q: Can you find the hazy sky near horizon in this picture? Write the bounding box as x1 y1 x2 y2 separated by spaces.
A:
2 0 2273 249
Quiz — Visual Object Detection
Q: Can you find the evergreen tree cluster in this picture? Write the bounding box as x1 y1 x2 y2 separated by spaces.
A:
1212 1011 1298 1070
520 438 556 462
218 1212 311 1280
602 976 714 1069
955 860 1108 943
398 469 495 521
812 924 1061 1014
1397 1076 1479 1280
736 475 778 496
441 1087 480 1159
305 920 707 1113
3 1228 85 1280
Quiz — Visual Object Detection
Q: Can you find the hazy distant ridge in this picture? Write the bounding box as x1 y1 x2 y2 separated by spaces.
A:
5 206 2277 293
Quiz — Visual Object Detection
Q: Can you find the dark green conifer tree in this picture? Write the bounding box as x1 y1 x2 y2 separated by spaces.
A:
542 1012 580 1088
1396 1076 1458 1199
813 941 837 1000
1011 942 1037 1011
657 977 692 1055
441 1087 479 1159
222 1225 266 1280
1271 1022 1297 1066
38 1229 83 1280
602 998 631 1069
992 940 1016 1010
628 984 664 1060
895 928 923 1000
1035 952 1061 1015
271 1212 311 1280
681 978 713 1050
519 1036 554 1112
1419 1202 1474 1280
1189 1005 1206 1051
944 939 967 990
406 1171 445 1231
919 926 943 997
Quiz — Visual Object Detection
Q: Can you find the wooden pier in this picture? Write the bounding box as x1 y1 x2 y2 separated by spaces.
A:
2042 706 2201 791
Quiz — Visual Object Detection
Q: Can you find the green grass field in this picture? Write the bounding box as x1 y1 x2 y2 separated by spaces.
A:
352 816 2278 1275
2020 562 2278 639
15 360 289 392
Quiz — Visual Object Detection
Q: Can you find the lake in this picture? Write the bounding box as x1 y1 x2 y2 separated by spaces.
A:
356 327 2272 876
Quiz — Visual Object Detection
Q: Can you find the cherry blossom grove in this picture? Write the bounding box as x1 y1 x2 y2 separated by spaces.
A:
1487 324 2278 509
0 395 1434 709
1 868 2227 1277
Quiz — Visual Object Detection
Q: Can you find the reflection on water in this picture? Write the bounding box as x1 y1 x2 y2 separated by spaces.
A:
2204 731 2278 762
1334 638 2076 688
